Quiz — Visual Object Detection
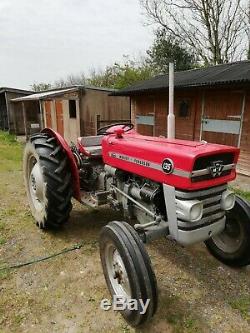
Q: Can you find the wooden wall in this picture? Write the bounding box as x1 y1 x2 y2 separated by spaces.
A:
131 86 250 176
80 89 130 136
0 93 8 130
132 89 201 140
40 89 130 141
6 92 31 133
42 93 81 143
12 100 41 136
238 89 250 176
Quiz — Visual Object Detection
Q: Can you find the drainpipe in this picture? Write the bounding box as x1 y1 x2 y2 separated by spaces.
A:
167 62 175 139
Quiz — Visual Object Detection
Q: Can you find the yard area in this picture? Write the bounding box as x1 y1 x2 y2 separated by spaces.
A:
0 131 250 333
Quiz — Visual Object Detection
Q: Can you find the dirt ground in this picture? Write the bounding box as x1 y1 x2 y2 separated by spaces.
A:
0 133 250 333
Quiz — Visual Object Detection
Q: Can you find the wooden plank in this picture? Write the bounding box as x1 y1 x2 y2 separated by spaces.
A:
22 102 28 140
55 101 64 136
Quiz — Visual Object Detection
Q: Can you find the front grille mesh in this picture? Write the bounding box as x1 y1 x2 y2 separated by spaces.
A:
191 153 235 182
193 153 234 170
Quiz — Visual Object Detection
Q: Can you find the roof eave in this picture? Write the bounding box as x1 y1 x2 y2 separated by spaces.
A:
112 79 250 96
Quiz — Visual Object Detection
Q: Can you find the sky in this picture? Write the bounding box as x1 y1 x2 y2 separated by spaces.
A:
0 0 153 89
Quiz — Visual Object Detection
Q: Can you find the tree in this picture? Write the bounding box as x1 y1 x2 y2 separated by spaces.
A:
87 66 117 88
31 82 52 92
146 29 197 72
87 57 155 89
244 0 250 59
141 0 248 65
54 73 86 88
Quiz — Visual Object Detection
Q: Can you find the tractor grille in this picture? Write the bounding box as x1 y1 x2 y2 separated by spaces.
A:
191 153 235 183
175 184 227 231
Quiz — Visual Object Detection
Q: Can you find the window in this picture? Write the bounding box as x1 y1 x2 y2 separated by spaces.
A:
178 100 190 118
69 100 77 118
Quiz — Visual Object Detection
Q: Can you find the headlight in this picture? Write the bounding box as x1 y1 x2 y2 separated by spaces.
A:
221 190 235 211
176 199 203 222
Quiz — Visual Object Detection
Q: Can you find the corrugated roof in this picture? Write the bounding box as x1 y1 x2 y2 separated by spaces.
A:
112 61 250 96
11 87 80 102
0 87 33 95
11 85 118 102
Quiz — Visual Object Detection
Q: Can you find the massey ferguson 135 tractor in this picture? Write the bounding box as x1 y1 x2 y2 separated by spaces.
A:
23 123 250 326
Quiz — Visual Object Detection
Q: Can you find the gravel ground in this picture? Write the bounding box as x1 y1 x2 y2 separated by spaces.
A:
0 134 250 333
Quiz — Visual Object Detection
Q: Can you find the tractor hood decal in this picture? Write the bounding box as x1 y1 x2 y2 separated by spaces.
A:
109 152 190 178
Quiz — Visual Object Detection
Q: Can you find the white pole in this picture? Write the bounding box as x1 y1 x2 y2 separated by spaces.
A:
168 62 175 139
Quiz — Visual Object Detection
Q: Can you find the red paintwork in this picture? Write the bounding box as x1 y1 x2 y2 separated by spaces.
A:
41 126 240 202
102 131 240 191
76 138 101 159
42 128 81 201
76 138 92 157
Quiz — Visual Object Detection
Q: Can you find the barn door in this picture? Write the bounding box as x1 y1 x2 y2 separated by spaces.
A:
44 101 52 128
55 101 64 137
201 91 243 147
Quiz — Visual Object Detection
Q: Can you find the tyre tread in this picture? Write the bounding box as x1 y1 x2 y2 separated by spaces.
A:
27 133 72 228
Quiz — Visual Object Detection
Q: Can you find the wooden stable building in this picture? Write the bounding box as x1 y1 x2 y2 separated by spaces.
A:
11 86 130 142
113 61 250 177
0 87 33 133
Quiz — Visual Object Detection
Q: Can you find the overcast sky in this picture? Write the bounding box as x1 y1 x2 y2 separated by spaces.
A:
0 0 153 89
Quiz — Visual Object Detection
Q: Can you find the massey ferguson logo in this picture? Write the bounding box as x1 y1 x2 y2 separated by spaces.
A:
209 160 224 177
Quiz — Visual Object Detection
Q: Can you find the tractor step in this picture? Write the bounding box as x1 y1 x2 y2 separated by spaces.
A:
80 191 109 207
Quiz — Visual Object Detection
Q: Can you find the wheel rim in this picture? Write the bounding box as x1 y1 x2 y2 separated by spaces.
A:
105 242 131 299
211 214 244 254
27 155 45 212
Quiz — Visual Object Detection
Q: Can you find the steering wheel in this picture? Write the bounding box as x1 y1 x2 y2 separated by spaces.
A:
97 123 134 135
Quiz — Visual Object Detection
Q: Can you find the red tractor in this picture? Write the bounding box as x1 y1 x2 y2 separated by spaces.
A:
23 124 250 326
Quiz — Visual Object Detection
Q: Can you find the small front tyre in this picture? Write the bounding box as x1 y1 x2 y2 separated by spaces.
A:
205 195 250 267
99 221 158 327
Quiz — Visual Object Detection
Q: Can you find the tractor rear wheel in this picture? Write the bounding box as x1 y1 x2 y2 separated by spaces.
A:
99 221 158 327
205 195 250 267
23 133 73 229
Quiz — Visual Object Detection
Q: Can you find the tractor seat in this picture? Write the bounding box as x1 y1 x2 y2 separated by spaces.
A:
78 135 104 157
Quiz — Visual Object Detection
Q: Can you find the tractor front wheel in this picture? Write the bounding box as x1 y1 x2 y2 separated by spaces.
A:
205 195 250 267
99 221 158 327
23 133 73 229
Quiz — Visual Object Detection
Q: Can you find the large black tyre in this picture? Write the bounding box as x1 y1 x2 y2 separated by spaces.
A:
205 195 250 267
99 221 158 327
23 133 73 229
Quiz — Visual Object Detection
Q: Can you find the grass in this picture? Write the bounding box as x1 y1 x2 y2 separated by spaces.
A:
161 296 202 333
0 130 250 332
230 297 250 322
0 131 17 144
0 131 23 172
231 188 250 202
0 237 6 246
0 269 9 280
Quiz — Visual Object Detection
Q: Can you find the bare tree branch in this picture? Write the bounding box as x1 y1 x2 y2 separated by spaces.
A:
140 0 248 65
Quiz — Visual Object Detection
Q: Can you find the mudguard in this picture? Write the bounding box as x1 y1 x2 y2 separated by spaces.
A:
235 194 250 218
41 128 81 201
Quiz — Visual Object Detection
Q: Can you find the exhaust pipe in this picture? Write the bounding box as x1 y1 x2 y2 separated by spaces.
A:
167 62 175 139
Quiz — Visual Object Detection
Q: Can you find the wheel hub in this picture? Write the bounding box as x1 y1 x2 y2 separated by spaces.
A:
29 162 44 211
31 173 37 191
105 244 131 298
113 260 125 285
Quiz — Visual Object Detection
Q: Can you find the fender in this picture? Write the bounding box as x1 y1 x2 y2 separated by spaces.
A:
234 195 250 218
41 128 81 201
